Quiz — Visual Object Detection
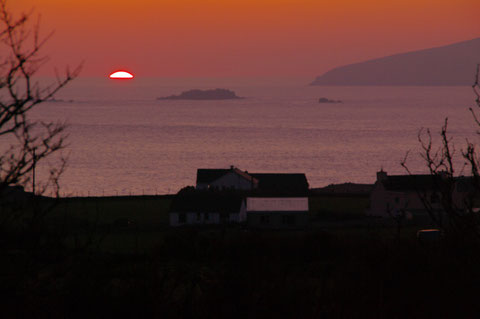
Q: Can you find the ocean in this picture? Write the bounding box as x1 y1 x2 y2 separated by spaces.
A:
22 77 477 196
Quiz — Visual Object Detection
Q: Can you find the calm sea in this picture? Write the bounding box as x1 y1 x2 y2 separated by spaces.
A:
23 77 477 196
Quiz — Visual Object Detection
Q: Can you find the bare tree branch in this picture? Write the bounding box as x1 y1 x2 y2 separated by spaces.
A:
0 0 80 198
402 65 480 240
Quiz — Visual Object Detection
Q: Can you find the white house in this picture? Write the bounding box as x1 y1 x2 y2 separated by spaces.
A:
196 166 258 191
196 166 309 195
368 170 447 218
246 197 309 229
169 192 246 226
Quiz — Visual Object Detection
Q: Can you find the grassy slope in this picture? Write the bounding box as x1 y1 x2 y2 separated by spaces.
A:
4 194 432 254
309 194 370 219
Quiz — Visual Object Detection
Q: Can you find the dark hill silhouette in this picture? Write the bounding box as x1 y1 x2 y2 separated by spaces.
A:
158 88 242 100
311 37 480 86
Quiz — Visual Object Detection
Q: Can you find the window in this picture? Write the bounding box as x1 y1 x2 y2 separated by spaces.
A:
179 213 186 223
197 212 201 221
260 215 270 224
282 215 295 225
205 213 210 221
220 214 227 223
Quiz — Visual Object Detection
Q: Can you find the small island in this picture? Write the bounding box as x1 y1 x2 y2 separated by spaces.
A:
318 97 342 104
158 88 243 100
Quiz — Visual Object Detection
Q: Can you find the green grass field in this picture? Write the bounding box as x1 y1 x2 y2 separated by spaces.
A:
309 194 370 219
3 194 472 318
48 195 172 225
3 193 434 254
7 195 175 254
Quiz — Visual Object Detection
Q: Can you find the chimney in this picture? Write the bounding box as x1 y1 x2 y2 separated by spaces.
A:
376 169 387 182
230 165 234 170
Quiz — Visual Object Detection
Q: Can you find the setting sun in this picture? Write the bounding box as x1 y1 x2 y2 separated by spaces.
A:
109 71 134 79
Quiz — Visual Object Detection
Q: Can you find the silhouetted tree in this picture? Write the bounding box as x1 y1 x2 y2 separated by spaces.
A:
0 0 80 229
402 65 480 240
0 0 80 194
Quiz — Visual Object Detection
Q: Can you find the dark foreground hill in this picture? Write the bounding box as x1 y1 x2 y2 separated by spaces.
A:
311 37 480 86
3 194 480 318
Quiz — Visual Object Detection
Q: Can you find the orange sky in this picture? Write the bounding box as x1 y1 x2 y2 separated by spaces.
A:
10 0 480 77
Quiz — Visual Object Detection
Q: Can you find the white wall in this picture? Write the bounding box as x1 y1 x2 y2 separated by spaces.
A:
170 213 180 226
368 183 442 217
170 211 245 226
196 183 209 190
246 197 309 212
368 183 390 217
211 172 255 190
238 200 247 222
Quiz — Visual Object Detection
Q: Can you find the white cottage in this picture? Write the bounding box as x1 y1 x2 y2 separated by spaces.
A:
246 197 309 229
368 170 480 218
196 166 258 191
196 166 309 195
169 192 246 226
368 170 443 217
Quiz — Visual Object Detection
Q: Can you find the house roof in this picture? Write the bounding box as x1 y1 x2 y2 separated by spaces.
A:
170 192 244 214
311 183 374 195
195 168 309 194
196 167 258 185
196 169 230 184
0 185 31 202
250 173 309 194
233 168 259 184
382 175 441 192
455 176 479 193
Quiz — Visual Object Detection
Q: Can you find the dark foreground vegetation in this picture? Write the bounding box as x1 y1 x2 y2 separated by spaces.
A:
2 195 480 318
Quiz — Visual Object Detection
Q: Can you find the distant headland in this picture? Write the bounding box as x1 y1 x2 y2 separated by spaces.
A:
158 88 243 100
311 37 480 86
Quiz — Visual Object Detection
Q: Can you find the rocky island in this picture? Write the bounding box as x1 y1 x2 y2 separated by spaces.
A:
157 88 243 100
318 97 342 103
